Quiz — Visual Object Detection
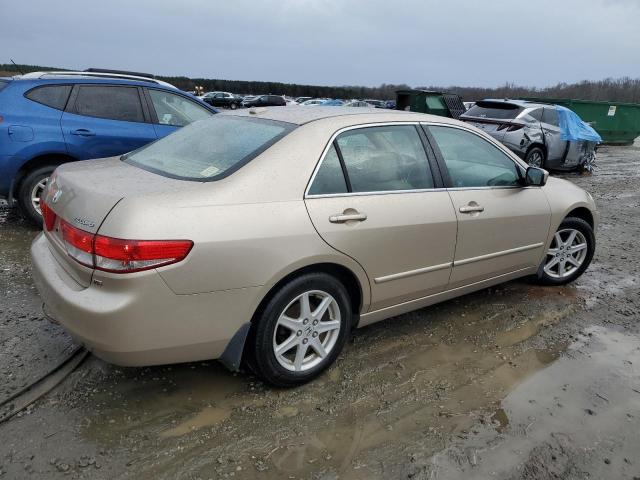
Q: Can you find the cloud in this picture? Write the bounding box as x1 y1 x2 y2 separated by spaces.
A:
1 0 638 87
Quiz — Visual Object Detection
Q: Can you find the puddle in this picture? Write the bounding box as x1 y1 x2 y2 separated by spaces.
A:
428 326 640 479
161 406 231 438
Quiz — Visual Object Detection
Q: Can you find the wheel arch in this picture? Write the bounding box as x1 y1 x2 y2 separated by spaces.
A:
251 262 365 327
526 143 547 160
566 206 594 228
13 153 77 198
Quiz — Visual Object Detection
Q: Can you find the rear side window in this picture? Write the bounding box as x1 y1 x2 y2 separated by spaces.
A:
332 125 434 193
123 116 295 181
542 107 559 127
465 101 522 120
308 145 348 195
25 85 72 110
73 85 144 123
148 89 212 127
429 126 520 188
528 108 543 121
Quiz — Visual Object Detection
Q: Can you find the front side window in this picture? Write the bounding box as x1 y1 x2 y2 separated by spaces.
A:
25 85 72 110
124 116 295 181
73 85 144 122
429 126 521 188
336 125 434 193
148 89 212 127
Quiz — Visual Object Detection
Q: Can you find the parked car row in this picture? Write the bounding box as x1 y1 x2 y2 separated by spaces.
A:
198 91 397 109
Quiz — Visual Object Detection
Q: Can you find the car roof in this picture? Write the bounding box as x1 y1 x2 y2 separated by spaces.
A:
225 106 458 126
12 71 178 89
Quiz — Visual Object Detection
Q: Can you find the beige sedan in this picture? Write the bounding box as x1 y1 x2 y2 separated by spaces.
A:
31 107 596 386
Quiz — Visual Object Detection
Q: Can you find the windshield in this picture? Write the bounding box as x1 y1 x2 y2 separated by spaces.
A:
0 80 9 92
123 116 295 181
465 101 523 120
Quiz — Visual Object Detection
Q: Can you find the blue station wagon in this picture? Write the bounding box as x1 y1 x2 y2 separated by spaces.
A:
0 70 217 224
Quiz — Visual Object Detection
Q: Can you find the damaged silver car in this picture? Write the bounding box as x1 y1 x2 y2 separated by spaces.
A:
460 100 598 171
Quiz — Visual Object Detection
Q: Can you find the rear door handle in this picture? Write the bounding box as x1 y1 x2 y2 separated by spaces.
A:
71 129 96 137
459 205 484 213
329 212 367 223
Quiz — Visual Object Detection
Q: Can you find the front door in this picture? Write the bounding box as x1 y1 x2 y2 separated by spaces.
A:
304 124 458 311
61 84 156 160
426 124 551 288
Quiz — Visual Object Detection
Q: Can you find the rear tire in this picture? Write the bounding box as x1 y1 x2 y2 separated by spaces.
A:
17 166 56 226
246 273 352 387
535 217 595 286
526 147 546 168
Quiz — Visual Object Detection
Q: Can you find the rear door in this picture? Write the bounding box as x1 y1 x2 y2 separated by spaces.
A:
61 84 156 159
425 124 551 288
304 123 457 312
541 107 567 162
144 88 214 139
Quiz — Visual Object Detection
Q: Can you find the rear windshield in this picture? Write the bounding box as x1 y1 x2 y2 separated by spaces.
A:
123 116 295 181
465 101 523 120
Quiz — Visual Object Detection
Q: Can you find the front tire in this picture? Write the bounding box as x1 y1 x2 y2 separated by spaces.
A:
230 102 238 110
526 147 546 168
247 273 352 387
17 166 56 226
536 217 595 285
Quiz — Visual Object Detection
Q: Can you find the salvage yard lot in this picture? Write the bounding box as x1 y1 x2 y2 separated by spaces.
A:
1 144 639 479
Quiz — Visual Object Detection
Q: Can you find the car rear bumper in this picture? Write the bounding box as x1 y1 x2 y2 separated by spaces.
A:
31 232 261 367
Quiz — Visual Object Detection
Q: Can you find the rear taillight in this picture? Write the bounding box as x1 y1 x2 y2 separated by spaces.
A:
61 220 94 267
57 220 193 273
94 236 193 273
42 202 57 231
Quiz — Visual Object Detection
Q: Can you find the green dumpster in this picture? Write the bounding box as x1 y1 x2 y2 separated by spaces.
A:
525 97 640 145
396 90 466 119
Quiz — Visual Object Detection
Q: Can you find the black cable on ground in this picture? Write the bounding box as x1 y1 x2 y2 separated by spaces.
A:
0 347 88 424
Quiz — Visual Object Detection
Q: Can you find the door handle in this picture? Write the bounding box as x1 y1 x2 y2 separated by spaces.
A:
71 129 96 137
329 212 367 223
459 205 484 214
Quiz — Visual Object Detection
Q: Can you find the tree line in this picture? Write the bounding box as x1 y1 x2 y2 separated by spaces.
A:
2 64 640 103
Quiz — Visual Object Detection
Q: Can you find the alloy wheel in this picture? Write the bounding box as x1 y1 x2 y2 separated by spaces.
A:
543 228 588 279
30 176 49 216
528 151 543 167
272 290 341 372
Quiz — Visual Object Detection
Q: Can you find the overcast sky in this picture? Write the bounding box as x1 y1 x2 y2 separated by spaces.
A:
1 0 639 88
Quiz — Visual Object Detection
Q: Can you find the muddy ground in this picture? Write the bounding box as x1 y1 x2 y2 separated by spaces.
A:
0 144 639 480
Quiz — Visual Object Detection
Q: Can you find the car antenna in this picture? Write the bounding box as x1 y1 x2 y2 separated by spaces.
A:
10 59 25 75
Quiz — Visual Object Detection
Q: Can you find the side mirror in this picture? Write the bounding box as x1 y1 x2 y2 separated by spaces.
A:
525 166 548 186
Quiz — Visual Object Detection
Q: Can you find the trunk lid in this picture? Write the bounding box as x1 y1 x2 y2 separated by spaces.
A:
42 157 193 287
